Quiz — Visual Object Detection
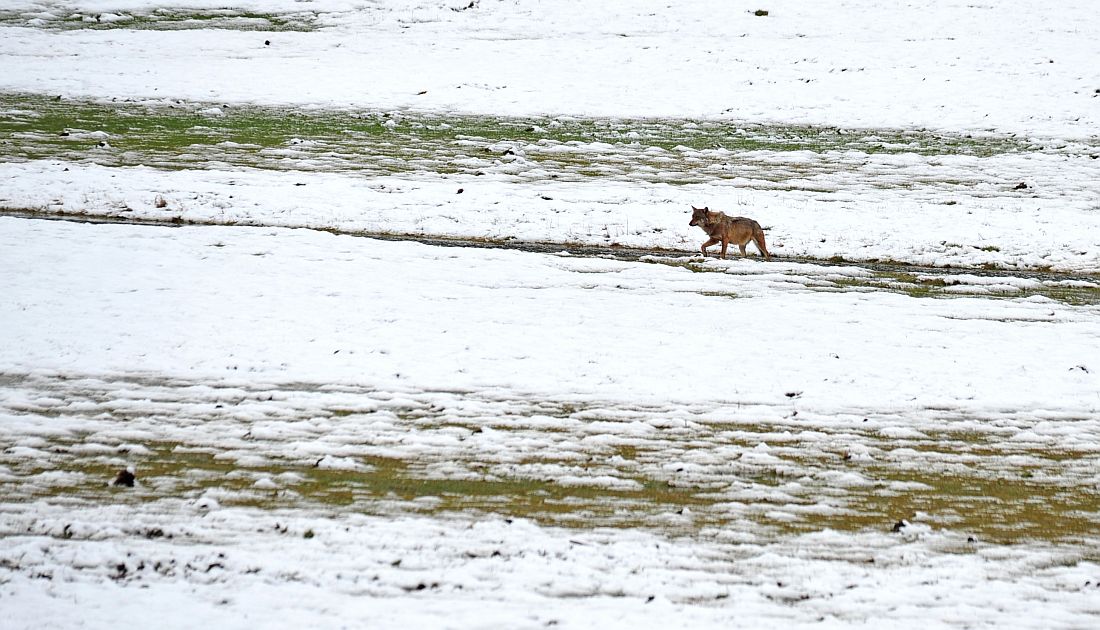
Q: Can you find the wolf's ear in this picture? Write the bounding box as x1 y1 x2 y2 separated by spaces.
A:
691 205 700 211
703 206 710 212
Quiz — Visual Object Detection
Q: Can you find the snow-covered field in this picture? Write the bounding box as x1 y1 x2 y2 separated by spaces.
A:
2 0 1099 135
2 1 1100 628
3 217 1099 627
3 0 1100 269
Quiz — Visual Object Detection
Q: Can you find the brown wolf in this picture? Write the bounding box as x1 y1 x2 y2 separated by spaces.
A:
688 206 770 260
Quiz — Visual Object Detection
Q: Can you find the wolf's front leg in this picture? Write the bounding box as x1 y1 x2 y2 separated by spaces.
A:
700 238 719 257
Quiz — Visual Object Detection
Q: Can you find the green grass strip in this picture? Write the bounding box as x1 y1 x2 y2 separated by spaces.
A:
0 93 1031 186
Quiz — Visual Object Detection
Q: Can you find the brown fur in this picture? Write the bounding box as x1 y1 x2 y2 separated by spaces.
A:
688 206 770 260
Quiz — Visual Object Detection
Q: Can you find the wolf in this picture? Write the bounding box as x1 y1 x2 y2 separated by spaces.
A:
688 206 770 260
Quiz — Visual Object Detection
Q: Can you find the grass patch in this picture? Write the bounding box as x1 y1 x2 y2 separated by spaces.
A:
0 93 1031 187
842 468 1100 544
4 426 1097 543
827 269 1100 305
3 439 714 531
0 9 317 31
637 254 1100 306
3 352 1098 547
696 290 740 299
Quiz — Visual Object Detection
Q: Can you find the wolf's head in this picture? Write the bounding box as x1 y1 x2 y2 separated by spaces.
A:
689 206 710 227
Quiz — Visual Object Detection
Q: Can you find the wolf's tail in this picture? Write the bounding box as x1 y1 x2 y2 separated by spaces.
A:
754 224 771 260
